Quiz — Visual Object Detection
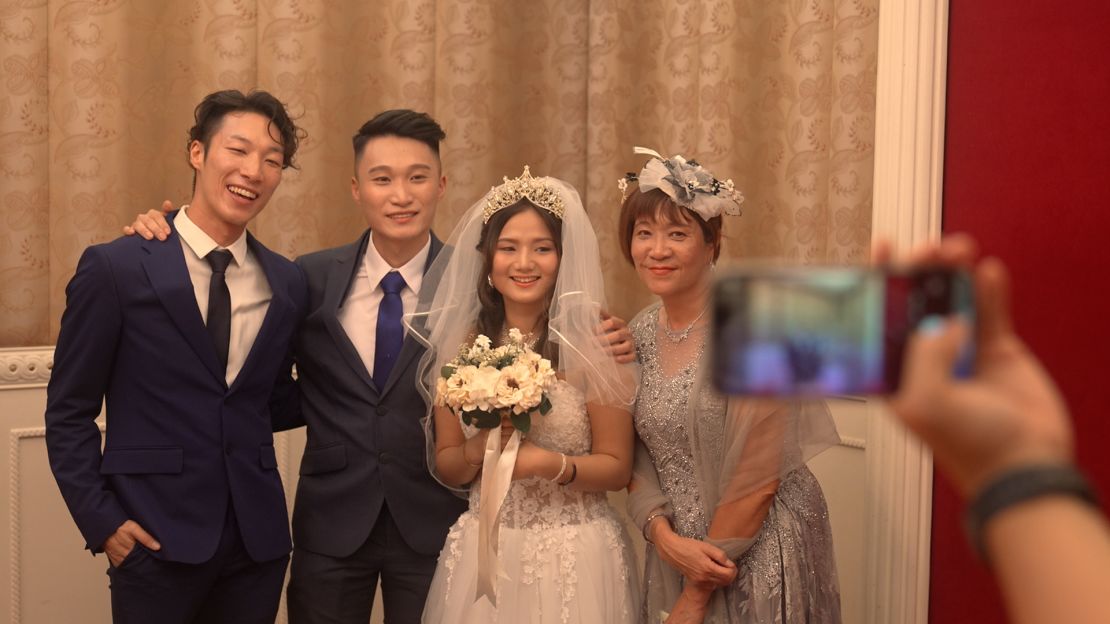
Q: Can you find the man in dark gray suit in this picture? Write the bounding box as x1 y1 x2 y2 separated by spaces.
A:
279 111 466 623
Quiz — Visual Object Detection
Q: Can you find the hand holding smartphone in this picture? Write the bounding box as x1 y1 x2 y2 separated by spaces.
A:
711 266 975 396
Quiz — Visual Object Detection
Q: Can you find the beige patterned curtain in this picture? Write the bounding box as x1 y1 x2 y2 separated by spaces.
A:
0 0 877 347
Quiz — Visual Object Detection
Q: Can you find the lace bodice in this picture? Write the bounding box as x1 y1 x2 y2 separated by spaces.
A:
435 380 637 623
460 380 612 528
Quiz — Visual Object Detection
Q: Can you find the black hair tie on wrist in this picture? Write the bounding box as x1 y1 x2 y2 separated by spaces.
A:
965 463 1099 561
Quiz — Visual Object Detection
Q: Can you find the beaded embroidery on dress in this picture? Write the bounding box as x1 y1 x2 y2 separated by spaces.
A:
422 380 639 624
630 303 841 624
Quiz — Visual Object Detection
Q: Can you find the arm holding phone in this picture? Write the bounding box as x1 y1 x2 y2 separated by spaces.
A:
886 235 1110 624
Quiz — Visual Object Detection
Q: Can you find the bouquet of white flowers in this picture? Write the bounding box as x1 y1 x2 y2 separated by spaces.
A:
435 328 557 433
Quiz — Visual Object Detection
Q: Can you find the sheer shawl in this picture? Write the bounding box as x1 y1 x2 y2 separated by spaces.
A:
626 303 839 621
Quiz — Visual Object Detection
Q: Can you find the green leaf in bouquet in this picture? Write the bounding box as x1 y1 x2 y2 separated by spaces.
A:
441 364 456 379
510 411 531 433
471 409 501 429
538 395 553 415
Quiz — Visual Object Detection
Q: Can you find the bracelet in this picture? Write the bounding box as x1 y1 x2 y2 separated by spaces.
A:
559 462 578 486
965 463 1099 561
642 509 671 544
463 445 483 467
550 453 568 482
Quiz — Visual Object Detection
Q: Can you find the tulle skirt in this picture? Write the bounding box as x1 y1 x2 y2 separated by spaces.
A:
422 509 640 624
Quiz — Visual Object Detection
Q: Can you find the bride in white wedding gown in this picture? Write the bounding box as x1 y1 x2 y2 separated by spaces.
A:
408 168 640 624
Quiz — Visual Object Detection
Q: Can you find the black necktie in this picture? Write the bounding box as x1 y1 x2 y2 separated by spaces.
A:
373 271 407 389
205 250 233 373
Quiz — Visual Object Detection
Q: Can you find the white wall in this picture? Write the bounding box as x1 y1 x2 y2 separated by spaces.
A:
1 346 870 624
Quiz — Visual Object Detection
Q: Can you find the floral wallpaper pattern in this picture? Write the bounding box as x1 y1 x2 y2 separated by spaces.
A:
0 0 877 345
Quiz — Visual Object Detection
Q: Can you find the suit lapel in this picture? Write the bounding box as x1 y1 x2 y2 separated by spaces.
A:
377 234 442 396
229 234 294 394
323 230 379 396
140 229 226 385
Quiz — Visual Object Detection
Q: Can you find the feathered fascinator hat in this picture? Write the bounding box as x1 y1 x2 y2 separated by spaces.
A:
618 146 744 220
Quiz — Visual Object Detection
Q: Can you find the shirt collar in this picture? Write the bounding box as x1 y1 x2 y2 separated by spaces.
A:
363 232 431 293
176 205 249 266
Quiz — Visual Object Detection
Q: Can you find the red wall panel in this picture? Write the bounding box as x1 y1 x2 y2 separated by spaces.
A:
937 1 1110 622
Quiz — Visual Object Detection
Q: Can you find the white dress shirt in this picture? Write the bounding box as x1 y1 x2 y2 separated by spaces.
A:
339 232 430 380
176 206 272 386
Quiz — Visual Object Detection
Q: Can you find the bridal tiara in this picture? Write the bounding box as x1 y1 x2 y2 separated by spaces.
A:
483 166 566 223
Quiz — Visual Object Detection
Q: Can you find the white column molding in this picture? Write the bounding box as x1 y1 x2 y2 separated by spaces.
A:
1 346 295 622
865 1 950 623
0 348 54 390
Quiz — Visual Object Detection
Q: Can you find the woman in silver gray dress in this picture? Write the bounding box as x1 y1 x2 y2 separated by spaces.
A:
618 149 842 623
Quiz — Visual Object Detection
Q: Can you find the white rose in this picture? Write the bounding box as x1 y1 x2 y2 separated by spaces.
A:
463 365 502 412
434 377 449 406
442 365 478 409
495 366 526 409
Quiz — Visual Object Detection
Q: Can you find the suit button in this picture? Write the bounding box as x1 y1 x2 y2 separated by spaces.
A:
379 452 391 465
376 406 388 417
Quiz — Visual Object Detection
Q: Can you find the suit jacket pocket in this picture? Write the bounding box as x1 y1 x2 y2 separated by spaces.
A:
299 442 347 476
100 447 183 475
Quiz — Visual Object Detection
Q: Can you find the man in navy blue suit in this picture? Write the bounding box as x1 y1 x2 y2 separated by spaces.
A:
45 89 307 624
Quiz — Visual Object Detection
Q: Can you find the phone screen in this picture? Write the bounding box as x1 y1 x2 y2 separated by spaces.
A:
711 267 973 396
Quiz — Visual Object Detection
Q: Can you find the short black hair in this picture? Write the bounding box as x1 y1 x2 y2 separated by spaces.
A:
187 89 305 170
352 109 446 164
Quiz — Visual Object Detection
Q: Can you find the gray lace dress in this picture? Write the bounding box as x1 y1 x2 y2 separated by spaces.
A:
631 305 841 623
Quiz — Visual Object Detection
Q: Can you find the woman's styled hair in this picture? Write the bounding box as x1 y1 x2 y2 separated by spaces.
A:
617 187 723 264
475 199 564 361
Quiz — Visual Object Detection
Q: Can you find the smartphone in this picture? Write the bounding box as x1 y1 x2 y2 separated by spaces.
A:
711 266 975 396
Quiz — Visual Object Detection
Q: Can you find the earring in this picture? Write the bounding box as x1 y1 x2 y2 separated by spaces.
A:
487 274 494 288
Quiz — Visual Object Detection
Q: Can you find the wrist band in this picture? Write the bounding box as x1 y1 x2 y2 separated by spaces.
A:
642 509 670 544
559 462 577 486
965 464 1099 561
550 453 568 482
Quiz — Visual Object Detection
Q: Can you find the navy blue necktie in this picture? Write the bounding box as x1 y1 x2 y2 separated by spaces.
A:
373 271 407 389
205 250 233 373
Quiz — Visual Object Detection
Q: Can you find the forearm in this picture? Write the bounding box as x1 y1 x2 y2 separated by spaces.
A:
435 435 485 487
562 451 631 492
664 582 714 624
45 412 128 551
45 246 128 550
986 496 1110 624
706 480 778 542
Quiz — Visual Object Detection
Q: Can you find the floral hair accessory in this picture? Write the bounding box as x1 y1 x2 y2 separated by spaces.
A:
618 146 744 220
483 165 566 223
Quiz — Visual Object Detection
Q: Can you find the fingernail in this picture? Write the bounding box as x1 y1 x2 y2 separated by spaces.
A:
917 315 947 336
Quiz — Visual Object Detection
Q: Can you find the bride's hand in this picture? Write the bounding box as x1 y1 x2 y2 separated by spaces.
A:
498 414 515 450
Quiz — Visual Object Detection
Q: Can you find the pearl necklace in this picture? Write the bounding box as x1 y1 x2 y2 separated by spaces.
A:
661 304 710 344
